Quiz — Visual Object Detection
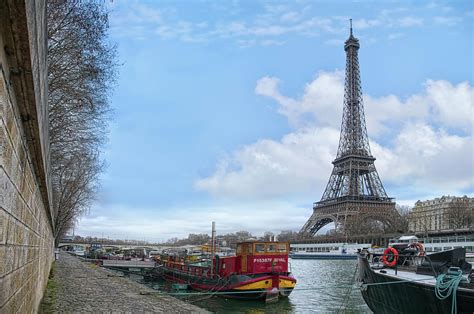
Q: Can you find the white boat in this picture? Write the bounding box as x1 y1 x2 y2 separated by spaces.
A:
290 243 371 260
72 249 85 256
391 235 474 256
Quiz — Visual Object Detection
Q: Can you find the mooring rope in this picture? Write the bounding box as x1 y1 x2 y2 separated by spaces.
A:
336 263 359 313
435 268 464 314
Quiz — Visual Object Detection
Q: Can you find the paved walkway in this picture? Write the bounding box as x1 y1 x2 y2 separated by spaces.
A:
49 252 208 313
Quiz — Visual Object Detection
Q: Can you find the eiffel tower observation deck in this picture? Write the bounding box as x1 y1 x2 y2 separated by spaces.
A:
301 21 401 237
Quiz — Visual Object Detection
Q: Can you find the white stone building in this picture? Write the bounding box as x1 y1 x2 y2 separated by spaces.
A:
408 196 474 233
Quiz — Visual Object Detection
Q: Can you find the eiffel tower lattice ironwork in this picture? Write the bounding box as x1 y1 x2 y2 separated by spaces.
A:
300 22 400 236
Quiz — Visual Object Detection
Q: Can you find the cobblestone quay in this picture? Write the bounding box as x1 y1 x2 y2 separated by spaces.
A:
48 252 208 313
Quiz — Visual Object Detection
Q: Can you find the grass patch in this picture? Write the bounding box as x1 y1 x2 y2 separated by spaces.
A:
39 262 57 313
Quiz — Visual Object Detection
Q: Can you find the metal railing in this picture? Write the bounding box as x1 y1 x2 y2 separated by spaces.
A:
368 253 438 277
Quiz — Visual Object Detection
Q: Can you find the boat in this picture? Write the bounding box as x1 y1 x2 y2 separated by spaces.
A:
357 240 474 313
393 234 474 255
290 242 371 260
152 241 297 301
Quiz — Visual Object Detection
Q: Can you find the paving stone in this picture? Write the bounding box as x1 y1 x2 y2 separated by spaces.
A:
53 252 209 313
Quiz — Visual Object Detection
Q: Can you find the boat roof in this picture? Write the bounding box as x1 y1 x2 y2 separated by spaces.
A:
399 236 418 241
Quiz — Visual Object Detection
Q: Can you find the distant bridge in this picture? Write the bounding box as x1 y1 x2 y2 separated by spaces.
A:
58 242 173 251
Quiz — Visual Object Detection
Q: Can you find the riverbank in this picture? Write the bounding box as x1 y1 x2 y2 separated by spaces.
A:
39 252 208 313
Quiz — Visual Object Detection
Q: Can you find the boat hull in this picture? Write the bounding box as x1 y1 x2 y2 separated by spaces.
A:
156 266 296 300
357 254 474 313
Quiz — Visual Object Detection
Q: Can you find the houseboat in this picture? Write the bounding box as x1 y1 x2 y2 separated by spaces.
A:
357 245 474 313
290 242 372 260
153 241 296 301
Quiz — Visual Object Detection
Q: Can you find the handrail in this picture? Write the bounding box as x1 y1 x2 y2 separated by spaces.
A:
369 253 438 278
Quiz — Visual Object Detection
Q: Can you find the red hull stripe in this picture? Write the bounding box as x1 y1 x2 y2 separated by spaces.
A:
161 272 295 291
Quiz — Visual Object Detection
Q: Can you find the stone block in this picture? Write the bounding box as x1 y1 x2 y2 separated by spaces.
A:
0 167 17 214
0 270 12 306
0 210 6 245
0 246 5 277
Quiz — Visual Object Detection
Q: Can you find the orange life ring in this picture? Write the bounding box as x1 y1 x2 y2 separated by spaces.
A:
381 247 398 267
409 242 425 256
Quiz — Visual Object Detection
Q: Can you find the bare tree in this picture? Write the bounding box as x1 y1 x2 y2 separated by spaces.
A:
446 198 473 230
277 230 300 242
47 0 118 245
262 231 275 241
395 204 411 233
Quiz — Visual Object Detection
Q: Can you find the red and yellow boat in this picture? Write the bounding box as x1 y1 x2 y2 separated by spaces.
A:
154 241 296 301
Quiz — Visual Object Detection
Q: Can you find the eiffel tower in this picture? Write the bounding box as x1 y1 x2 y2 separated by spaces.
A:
301 21 400 236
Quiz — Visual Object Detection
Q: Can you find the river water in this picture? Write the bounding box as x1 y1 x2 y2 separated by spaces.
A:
125 259 372 313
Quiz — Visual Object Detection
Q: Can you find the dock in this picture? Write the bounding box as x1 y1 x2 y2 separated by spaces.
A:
40 252 208 313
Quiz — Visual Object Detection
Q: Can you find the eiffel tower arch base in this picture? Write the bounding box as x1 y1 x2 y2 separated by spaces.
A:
301 198 401 237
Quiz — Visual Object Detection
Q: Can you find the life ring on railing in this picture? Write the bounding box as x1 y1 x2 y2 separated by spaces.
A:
381 247 398 267
409 242 425 256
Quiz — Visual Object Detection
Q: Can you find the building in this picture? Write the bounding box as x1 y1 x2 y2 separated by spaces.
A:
408 195 474 234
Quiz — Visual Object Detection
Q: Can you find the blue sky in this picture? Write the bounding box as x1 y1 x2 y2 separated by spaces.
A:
76 0 474 241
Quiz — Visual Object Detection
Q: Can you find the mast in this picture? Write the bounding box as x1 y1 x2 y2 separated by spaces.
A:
210 221 216 277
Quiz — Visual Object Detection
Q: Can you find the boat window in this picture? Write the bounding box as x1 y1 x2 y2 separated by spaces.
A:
255 243 265 253
236 244 242 255
248 244 253 254
267 244 277 252
277 244 287 252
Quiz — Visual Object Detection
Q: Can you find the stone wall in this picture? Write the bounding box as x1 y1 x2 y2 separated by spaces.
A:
0 1 54 313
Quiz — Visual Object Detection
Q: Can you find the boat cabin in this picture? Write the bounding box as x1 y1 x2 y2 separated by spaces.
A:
390 235 419 245
214 242 289 277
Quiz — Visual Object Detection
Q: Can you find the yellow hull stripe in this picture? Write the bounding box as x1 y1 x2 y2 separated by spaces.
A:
234 278 296 290
279 278 296 289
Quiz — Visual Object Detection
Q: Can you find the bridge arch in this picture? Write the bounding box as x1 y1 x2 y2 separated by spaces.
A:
307 215 340 236
344 212 400 235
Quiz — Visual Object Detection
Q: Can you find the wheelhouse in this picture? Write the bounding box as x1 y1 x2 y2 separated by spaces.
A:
234 241 289 274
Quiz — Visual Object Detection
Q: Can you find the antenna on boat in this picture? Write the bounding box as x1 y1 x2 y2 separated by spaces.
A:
211 221 216 278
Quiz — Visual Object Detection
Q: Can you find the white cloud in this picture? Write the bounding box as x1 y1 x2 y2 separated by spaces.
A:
325 38 345 46
260 39 285 46
424 80 474 130
195 128 339 200
281 12 302 23
197 71 474 206
353 18 381 29
388 32 404 40
109 3 431 45
374 123 473 191
398 16 424 27
433 16 462 26
77 202 310 241
255 71 344 128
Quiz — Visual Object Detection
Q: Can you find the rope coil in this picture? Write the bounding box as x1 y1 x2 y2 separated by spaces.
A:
435 268 465 314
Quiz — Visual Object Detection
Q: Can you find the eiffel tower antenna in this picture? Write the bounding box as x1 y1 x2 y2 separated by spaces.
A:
300 23 401 236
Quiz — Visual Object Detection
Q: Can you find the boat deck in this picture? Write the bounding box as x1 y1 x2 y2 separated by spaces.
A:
372 267 437 285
